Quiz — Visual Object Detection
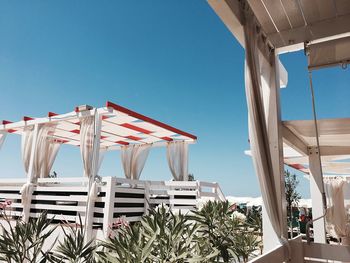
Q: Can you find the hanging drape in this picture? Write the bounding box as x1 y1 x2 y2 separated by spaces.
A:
121 144 151 180
325 178 350 239
80 116 95 179
21 124 61 221
243 8 285 247
22 126 35 175
0 131 7 151
35 124 60 179
166 141 188 181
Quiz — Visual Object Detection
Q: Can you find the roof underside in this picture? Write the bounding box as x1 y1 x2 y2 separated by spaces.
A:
248 0 350 49
0 101 196 150
283 118 350 175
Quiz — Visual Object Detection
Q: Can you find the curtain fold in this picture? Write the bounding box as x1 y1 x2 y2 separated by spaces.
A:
35 124 60 179
325 178 350 239
166 141 188 181
21 126 35 175
243 10 284 245
80 116 95 179
121 144 151 180
21 123 61 221
0 131 7 151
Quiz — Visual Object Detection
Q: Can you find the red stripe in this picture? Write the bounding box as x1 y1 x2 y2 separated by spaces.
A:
289 163 305 170
161 136 173 141
106 101 197 140
70 129 80 134
116 140 129 145
2 120 13 125
100 136 107 140
102 116 109 120
48 112 58 117
126 135 142 141
7 129 17 133
120 123 152 134
23 116 34 121
55 139 69 144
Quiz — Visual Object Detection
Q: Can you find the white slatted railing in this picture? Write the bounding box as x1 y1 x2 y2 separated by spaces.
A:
0 176 226 239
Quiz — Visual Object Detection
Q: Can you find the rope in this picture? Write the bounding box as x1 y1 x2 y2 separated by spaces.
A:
305 70 328 244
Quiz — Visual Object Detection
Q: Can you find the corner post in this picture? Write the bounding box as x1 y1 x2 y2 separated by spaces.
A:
85 110 102 242
308 146 326 243
102 176 116 239
22 123 39 223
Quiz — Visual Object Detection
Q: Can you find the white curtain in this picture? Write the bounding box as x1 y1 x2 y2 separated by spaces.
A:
20 124 61 221
80 116 95 179
243 9 285 246
121 144 151 180
21 126 35 175
35 124 60 179
325 178 350 239
0 131 7 150
166 141 188 181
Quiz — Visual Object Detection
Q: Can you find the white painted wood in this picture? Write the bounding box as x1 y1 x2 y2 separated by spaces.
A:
144 181 150 215
37 177 88 183
102 176 115 238
308 146 327 243
303 241 350 262
22 123 40 223
115 187 145 194
289 235 304 263
85 110 102 243
34 186 87 192
0 108 109 132
261 54 288 252
113 207 144 213
248 244 285 263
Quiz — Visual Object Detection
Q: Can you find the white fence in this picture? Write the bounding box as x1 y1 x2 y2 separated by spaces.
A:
249 235 350 263
0 176 225 239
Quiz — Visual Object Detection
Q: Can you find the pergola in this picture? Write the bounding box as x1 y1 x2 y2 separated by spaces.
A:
208 0 350 261
0 100 196 239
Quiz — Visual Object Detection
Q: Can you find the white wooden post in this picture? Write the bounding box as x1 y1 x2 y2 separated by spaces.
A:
308 146 327 243
261 54 288 252
196 180 201 200
22 124 39 223
85 110 102 242
144 181 150 215
102 176 116 239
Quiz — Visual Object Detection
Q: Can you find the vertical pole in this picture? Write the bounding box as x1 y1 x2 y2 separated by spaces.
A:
85 110 102 243
22 124 39 223
144 181 150 215
102 176 116 239
308 146 326 243
262 55 288 252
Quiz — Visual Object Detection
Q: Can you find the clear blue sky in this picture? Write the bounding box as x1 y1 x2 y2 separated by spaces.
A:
0 1 349 198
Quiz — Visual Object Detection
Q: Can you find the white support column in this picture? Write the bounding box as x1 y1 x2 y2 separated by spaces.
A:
22 124 39 223
85 110 102 242
308 146 326 243
144 181 150 215
102 176 116 239
262 55 288 252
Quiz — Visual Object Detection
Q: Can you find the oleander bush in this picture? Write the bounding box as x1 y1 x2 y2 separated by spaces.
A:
0 201 261 263
0 211 56 263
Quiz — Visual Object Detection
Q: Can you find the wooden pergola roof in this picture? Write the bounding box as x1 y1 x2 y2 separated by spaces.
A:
0 101 197 150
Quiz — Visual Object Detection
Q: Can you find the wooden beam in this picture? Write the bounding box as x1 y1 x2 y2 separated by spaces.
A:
282 125 308 156
319 146 350 156
269 13 350 49
207 0 244 46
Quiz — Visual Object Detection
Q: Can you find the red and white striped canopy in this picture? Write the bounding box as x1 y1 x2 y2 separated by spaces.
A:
0 101 197 149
